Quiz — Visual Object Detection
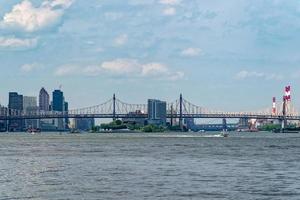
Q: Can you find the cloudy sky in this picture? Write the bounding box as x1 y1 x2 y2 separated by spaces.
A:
0 0 299 111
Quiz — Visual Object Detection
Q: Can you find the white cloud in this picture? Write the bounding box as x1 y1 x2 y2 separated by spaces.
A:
54 65 80 76
0 37 37 50
43 0 73 9
142 63 168 76
82 66 102 76
55 59 184 81
114 34 128 46
20 63 42 72
55 64 105 76
163 7 176 16
181 48 202 57
1 0 73 32
235 71 263 79
235 70 283 81
129 0 156 5
159 0 180 5
101 59 183 80
160 0 179 16
102 59 139 74
168 71 184 81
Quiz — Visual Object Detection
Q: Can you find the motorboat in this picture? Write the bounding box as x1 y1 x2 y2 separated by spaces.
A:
69 129 81 134
27 128 41 135
220 130 229 137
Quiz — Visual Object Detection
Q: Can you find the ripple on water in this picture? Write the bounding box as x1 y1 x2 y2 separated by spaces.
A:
0 132 299 200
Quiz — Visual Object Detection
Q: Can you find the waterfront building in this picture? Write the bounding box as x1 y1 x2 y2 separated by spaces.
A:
74 118 95 131
8 92 23 131
193 123 239 132
166 107 178 126
238 118 250 130
39 87 50 111
23 96 38 129
184 118 195 130
39 121 58 131
0 105 6 132
122 110 147 125
0 120 6 132
147 99 167 125
52 89 65 130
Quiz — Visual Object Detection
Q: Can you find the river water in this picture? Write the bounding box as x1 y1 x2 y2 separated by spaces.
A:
0 132 299 200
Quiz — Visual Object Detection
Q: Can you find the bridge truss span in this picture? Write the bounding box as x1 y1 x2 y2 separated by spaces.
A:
0 94 300 121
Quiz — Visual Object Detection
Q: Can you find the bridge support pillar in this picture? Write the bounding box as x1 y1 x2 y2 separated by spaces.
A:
281 96 287 133
179 94 183 131
113 94 116 121
6 108 9 132
222 118 227 131
170 104 173 127
281 118 287 132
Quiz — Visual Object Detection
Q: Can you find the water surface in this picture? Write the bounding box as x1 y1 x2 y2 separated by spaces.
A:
0 132 299 200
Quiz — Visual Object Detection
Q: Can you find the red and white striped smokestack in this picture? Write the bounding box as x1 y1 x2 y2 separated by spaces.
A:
272 97 276 115
285 86 291 101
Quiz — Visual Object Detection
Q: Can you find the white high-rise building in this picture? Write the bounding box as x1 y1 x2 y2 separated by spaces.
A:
23 96 38 129
23 96 37 109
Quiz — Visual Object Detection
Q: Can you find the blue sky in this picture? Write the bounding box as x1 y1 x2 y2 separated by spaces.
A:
0 0 299 111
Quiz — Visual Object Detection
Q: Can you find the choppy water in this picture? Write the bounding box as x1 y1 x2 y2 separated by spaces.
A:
0 132 300 200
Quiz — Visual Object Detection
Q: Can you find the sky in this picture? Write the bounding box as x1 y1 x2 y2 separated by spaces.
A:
0 0 299 112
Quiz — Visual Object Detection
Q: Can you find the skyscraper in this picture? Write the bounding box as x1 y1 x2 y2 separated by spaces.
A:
8 92 23 131
23 96 37 109
39 88 55 131
23 96 38 129
52 89 65 130
52 90 64 112
39 87 50 111
148 99 167 125
64 101 69 129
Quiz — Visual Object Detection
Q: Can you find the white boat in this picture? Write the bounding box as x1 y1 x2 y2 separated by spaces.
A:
27 128 41 135
220 130 229 137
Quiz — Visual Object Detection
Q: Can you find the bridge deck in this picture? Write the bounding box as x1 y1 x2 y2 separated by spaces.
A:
0 114 299 120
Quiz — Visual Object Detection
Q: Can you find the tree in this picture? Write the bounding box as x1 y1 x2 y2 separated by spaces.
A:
115 119 122 126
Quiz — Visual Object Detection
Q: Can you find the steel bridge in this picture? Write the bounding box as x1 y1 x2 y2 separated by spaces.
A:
1 94 300 123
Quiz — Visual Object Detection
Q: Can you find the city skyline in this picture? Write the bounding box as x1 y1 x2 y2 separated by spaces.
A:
0 85 298 113
0 0 300 111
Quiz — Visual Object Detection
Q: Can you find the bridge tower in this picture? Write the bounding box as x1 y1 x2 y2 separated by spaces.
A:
285 86 291 114
222 118 227 131
179 94 183 131
281 86 291 132
281 95 287 131
272 97 276 115
170 104 173 127
113 93 116 121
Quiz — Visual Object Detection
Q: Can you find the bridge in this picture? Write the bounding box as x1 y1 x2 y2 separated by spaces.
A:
0 94 300 127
